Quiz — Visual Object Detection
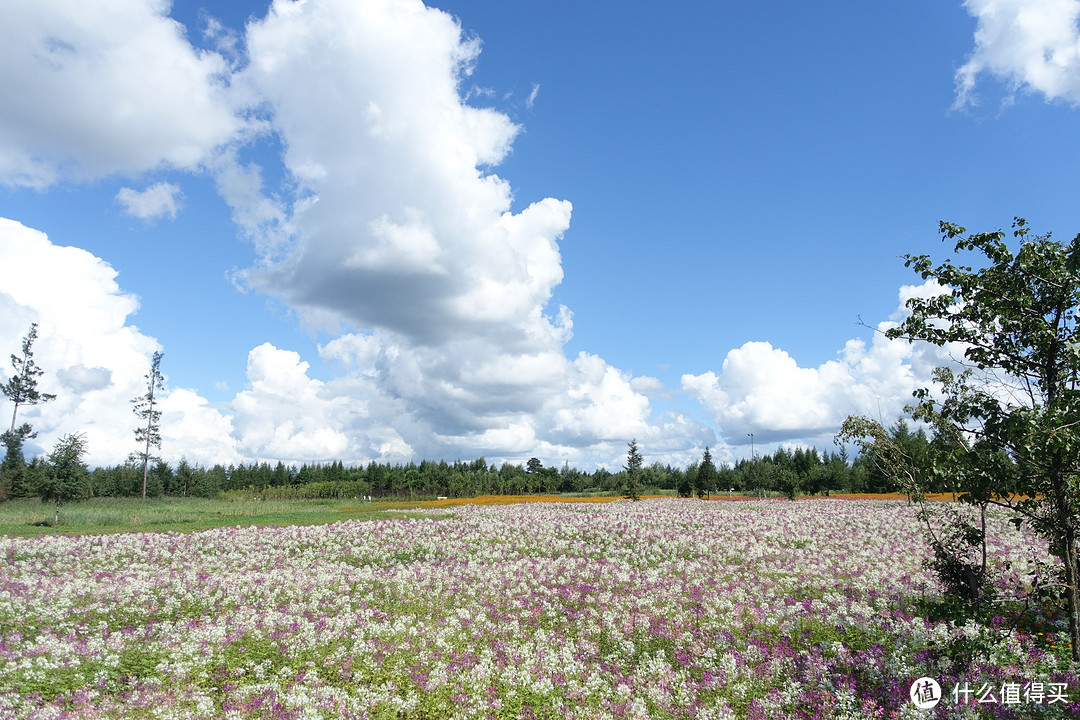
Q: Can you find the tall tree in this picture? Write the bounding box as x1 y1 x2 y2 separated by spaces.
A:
35 433 89 524
1 324 55 501
0 428 29 500
2 323 56 433
624 438 643 501
884 218 1080 661
698 446 717 499
131 351 164 501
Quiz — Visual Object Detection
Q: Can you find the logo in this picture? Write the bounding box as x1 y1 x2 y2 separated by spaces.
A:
910 677 942 709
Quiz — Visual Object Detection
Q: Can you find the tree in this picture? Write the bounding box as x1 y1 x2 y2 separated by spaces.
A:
677 463 694 497
35 433 89 524
624 438 642 501
1 325 56 498
698 446 717 499
884 218 1080 662
131 351 164 501
837 414 996 613
175 458 195 497
0 426 31 500
2 323 57 434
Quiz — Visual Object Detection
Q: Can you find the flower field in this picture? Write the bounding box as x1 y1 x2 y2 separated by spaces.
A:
0 498 1076 719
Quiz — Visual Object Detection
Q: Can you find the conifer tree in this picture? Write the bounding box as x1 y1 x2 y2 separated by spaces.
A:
698 446 717 499
131 351 164 501
1 324 55 501
624 438 642 501
2 323 56 433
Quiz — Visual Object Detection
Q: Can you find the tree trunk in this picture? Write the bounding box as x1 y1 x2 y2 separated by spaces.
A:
1061 526 1080 665
1052 475 1080 665
53 498 59 525
141 454 149 501
979 502 988 614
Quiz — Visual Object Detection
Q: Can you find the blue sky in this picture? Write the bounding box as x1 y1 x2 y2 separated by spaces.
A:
2 0 1080 469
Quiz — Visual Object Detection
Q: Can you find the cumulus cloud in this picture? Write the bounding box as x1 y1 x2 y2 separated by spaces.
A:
0 0 245 188
232 0 561 341
0 0 701 469
115 182 183 221
2 0 959 470
231 343 352 462
0 212 952 470
957 0 1080 106
212 0 684 463
0 218 160 464
159 388 240 468
681 282 958 448
0 218 354 467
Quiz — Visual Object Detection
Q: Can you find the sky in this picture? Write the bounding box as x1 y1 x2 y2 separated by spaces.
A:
3 0 1080 471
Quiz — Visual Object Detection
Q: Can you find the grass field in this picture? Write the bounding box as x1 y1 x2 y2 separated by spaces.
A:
0 496 414 537
0 497 1075 719
0 492 982 539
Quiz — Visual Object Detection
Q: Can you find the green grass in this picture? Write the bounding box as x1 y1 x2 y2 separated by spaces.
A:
0 496 438 537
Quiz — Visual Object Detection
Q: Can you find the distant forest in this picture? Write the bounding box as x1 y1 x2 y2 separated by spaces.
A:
1 420 969 502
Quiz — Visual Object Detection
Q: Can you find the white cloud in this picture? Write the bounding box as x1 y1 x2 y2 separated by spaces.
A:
0 0 701 469
115 182 183 221
2 1 972 471
0 218 365 467
231 343 352 462
210 0 685 463
231 0 560 340
0 218 159 464
957 0 1080 106
159 388 239 467
681 282 957 448
0 216 960 470
0 0 247 188
549 353 653 443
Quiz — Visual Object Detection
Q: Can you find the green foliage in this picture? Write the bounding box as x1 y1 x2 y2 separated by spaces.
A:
836 417 928 500
697 447 716 499
0 424 34 500
924 505 992 608
676 472 693 497
34 433 90 524
1 323 56 434
885 217 1080 662
623 438 642 500
131 351 164 500
31 442 871 507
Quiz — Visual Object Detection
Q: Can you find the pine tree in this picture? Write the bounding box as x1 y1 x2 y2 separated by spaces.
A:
1 325 56 499
131 351 164 501
0 428 29 500
2 323 56 433
698 446 717 499
624 438 643 501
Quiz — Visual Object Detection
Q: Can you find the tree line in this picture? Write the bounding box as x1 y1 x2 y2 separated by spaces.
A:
0 425 938 504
